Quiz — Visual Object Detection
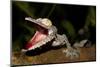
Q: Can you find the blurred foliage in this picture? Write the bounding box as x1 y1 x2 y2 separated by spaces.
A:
14 2 35 18
12 1 96 51
61 20 76 39
85 7 96 27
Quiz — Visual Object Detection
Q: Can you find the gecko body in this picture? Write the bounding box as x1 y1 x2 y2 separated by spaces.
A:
22 17 87 59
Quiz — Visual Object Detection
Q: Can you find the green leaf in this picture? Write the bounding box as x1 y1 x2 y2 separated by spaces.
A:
61 20 76 38
14 1 34 18
85 7 96 27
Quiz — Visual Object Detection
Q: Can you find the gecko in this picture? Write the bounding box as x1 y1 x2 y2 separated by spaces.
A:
21 17 88 59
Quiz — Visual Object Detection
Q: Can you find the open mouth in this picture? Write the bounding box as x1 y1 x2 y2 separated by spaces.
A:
25 23 49 50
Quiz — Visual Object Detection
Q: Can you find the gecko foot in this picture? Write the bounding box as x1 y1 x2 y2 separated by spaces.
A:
63 47 80 59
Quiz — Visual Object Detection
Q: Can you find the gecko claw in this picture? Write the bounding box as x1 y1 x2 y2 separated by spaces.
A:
63 48 80 59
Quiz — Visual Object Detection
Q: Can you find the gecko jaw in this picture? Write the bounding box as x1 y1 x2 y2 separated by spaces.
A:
25 25 48 50
24 17 53 51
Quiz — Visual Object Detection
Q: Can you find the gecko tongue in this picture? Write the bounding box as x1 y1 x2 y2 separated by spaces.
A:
25 31 47 49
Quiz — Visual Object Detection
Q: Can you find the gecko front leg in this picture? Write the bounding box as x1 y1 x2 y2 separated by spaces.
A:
62 34 80 59
52 34 80 59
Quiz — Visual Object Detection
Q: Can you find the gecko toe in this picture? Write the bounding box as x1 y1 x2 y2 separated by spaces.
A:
63 48 80 59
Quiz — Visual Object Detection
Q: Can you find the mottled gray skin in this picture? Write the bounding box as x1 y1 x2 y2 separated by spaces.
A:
24 17 87 59
48 25 80 59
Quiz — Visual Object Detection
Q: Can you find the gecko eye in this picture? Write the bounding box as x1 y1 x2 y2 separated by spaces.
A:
41 18 52 27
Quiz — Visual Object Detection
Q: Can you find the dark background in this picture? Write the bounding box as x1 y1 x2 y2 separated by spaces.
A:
12 1 96 51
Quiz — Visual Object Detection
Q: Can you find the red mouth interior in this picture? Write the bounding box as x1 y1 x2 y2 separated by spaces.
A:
25 25 48 49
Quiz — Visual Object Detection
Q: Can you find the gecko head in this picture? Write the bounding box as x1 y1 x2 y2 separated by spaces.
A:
25 17 52 29
24 17 53 50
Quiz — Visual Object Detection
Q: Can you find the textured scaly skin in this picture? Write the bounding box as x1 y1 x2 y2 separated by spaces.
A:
22 17 86 59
